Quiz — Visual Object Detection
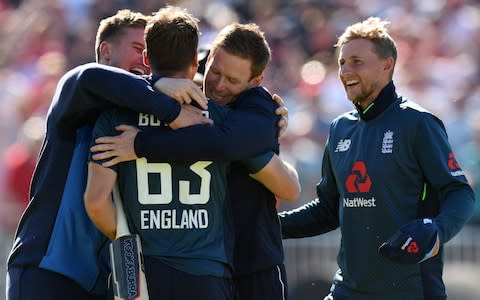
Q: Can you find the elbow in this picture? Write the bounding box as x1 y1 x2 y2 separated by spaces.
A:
84 191 107 220
279 182 301 202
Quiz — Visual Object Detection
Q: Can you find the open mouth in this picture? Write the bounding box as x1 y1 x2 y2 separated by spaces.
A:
345 80 359 87
210 90 229 102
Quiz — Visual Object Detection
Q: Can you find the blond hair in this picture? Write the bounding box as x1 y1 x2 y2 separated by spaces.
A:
336 17 397 65
95 9 149 62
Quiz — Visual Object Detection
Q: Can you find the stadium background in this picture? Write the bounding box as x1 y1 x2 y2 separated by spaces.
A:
0 0 479 299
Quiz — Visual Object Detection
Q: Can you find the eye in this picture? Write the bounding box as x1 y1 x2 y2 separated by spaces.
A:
228 78 239 84
209 67 219 75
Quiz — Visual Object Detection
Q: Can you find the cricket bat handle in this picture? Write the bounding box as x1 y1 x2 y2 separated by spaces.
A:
113 182 130 238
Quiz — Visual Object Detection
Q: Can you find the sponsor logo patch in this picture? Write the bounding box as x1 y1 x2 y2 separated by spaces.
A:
345 161 372 193
344 161 376 208
335 139 351 152
381 130 394 154
447 152 465 176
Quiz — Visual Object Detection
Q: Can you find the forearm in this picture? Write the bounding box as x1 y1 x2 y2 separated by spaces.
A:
435 186 475 244
249 156 300 201
84 161 117 240
59 64 180 128
86 198 117 240
135 87 280 161
279 199 339 238
135 124 276 161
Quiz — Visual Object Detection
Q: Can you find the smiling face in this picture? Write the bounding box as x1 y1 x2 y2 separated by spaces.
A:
100 27 150 75
203 47 262 105
337 38 393 109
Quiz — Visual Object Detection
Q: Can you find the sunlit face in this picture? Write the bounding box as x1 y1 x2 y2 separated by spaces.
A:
203 47 262 105
107 27 150 75
338 39 391 108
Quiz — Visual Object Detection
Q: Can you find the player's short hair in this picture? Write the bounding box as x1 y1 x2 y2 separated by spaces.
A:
145 5 199 76
211 23 271 80
95 9 149 63
335 17 397 66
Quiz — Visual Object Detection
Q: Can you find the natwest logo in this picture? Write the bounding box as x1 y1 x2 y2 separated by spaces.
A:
447 152 460 170
448 152 465 177
345 161 372 193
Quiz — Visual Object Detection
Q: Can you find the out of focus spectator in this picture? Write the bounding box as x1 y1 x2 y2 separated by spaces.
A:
1 0 479 298
457 110 480 223
1 116 44 231
1 0 479 215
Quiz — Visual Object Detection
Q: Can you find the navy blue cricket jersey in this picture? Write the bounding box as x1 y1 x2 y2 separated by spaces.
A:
134 87 280 161
91 99 272 277
7 63 183 294
132 87 284 274
280 82 475 300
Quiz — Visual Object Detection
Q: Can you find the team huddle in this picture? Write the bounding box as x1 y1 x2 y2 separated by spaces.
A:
5 4 475 300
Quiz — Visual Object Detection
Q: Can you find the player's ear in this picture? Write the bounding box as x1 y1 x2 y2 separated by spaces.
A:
250 73 264 87
383 56 394 72
193 53 199 69
143 49 151 68
99 41 112 62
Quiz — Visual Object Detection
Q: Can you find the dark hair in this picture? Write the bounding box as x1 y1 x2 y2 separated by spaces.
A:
211 23 271 79
145 5 199 76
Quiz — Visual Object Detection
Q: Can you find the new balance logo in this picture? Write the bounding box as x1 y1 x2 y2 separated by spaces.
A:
335 139 351 152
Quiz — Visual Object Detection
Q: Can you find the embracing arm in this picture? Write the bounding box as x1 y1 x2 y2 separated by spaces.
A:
279 143 340 238
90 89 288 166
56 63 178 128
135 87 280 161
250 155 300 201
56 63 209 130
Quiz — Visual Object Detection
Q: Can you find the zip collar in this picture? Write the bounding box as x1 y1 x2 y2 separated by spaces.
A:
354 81 398 121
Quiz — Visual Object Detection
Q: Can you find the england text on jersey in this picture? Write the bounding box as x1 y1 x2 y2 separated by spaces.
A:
140 209 208 229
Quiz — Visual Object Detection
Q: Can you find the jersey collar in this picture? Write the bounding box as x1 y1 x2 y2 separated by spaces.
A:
355 81 398 121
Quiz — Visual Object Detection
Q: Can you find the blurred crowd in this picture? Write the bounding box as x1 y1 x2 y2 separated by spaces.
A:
1 0 479 298
1 0 479 271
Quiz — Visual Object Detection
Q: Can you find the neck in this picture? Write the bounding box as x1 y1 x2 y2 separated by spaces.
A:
155 70 191 79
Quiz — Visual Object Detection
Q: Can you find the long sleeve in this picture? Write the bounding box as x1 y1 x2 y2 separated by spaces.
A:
50 63 180 130
279 139 340 238
134 87 280 161
414 113 475 244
